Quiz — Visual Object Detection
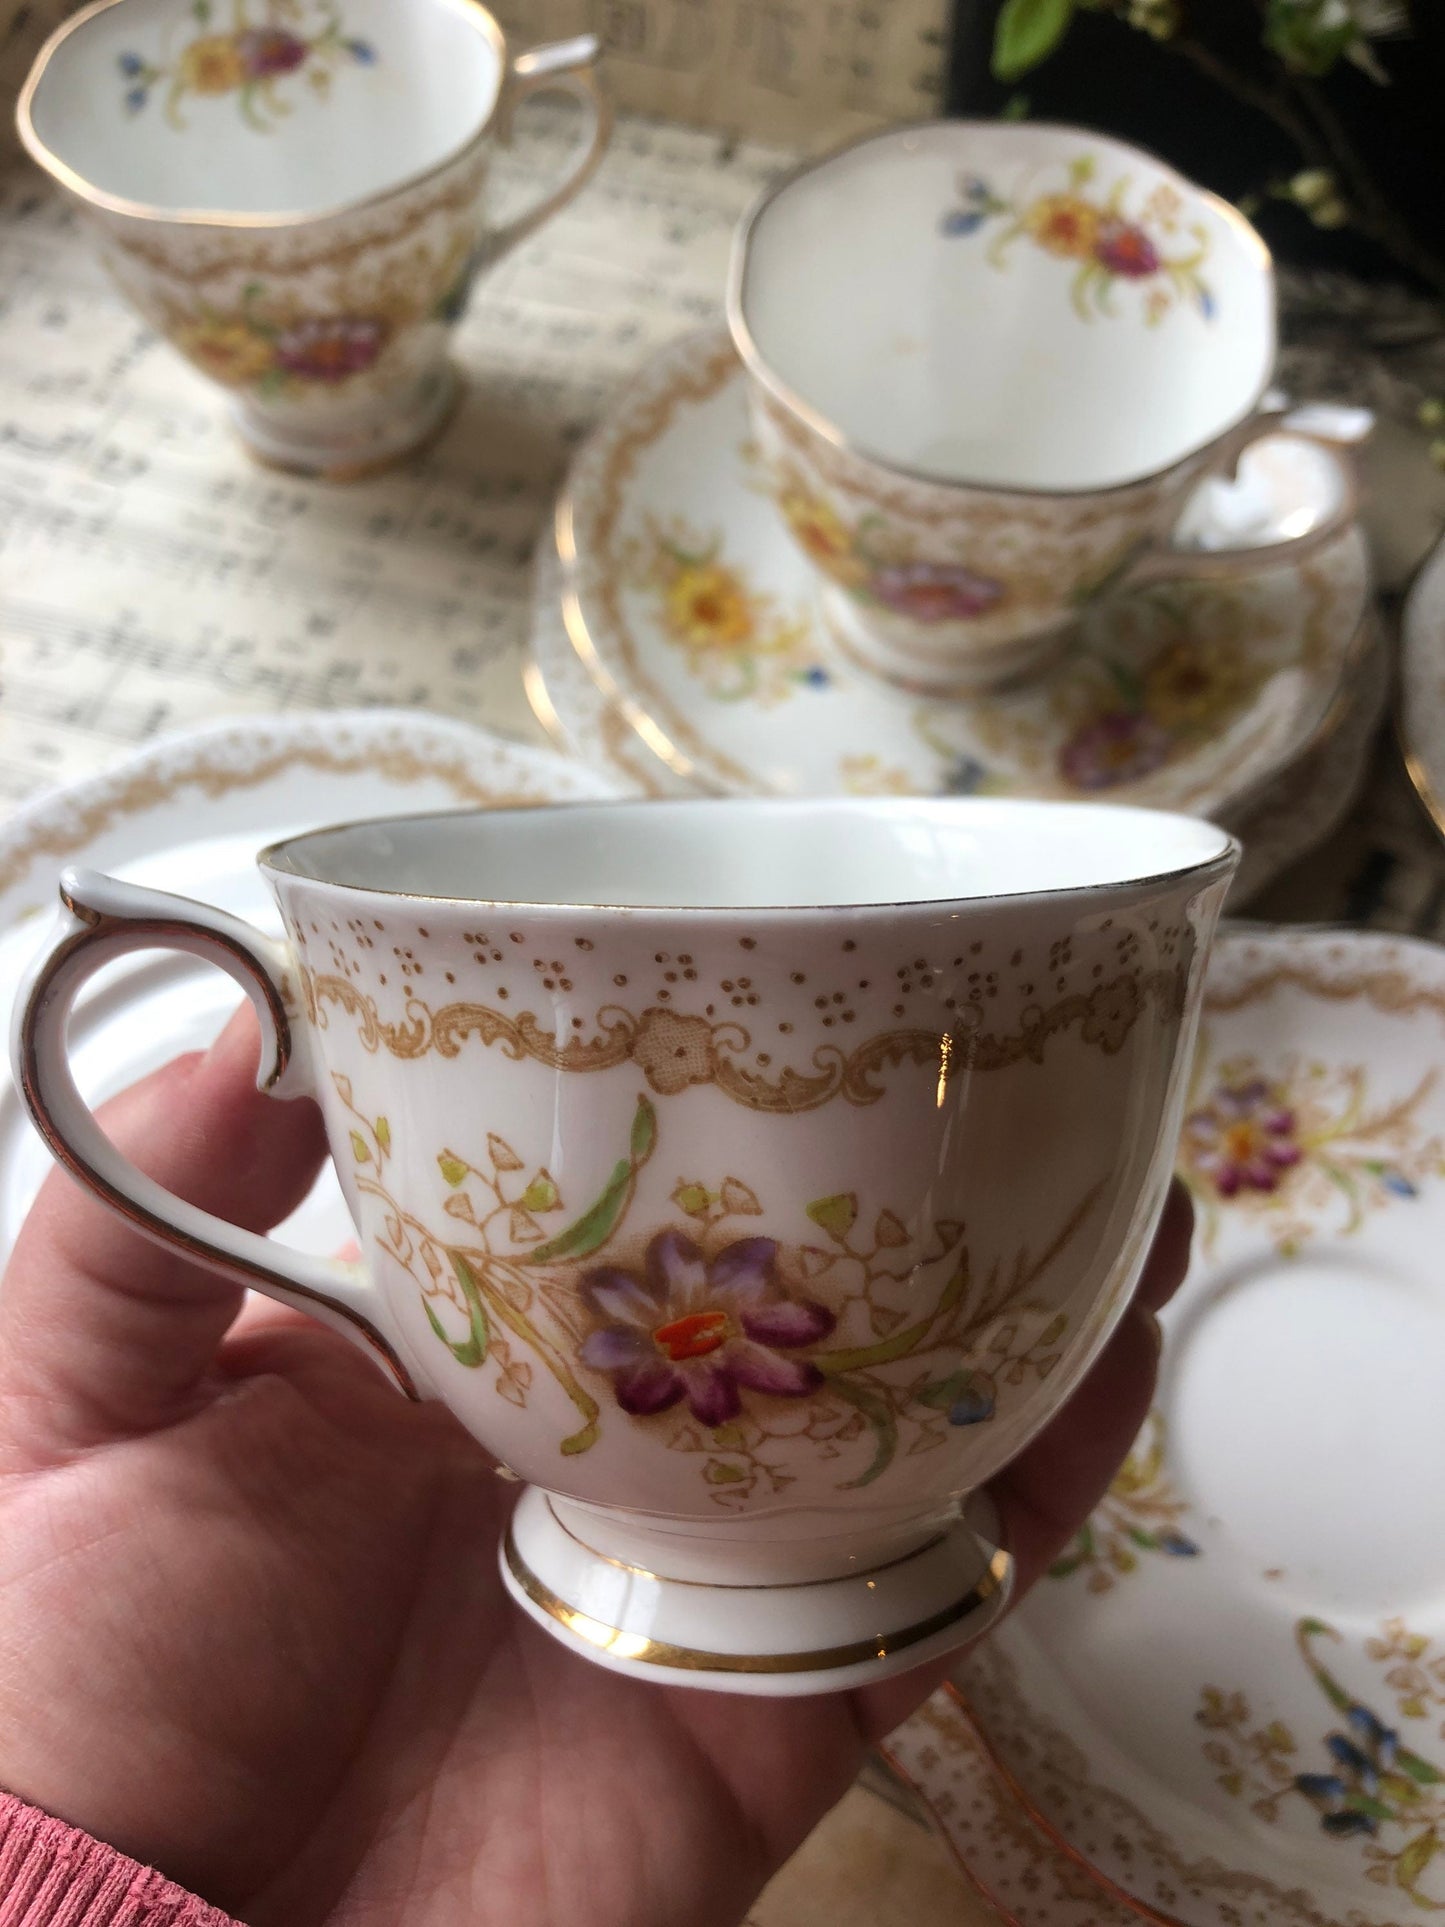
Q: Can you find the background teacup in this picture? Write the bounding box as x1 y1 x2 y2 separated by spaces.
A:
14 799 1236 1692
18 0 610 478
728 120 1360 692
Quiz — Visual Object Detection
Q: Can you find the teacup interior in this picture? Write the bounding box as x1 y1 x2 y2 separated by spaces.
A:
26 0 501 217
263 799 1233 909
735 122 1274 493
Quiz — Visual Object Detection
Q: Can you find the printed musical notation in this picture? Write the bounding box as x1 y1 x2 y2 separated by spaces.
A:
0 112 785 802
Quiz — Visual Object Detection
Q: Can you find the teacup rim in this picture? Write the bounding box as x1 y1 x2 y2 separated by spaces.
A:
257 795 1241 912
15 0 508 230
726 115 1278 502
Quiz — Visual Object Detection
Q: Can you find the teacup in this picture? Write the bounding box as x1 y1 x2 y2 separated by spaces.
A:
18 0 610 478
13 798 1236 1692
728 121 1359 692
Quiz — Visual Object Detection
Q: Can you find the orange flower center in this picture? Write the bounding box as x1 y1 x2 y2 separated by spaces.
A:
653 1309 730 1362
1222 1122 1265 1162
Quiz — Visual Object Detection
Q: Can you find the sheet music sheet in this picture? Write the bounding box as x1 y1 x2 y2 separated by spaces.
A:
0 110 789 804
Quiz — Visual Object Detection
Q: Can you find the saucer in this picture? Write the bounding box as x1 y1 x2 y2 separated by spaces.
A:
530 530 1389 908
1401 531 1445 843
946 925 1445 1927
0 709 614 1268
557 330 1372 811
526 542 692 799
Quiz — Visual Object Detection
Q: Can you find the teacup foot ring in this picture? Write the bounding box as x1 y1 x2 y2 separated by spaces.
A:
232 362 464 483
501 1487 1013 1696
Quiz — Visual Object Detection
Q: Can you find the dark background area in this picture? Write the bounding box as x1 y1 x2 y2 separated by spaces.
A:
945 0 1445 293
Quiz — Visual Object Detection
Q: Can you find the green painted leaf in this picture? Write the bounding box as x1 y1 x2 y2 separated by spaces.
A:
830 1376 900 1488
704 1459 746 1484
438 1154 469 1187
349 1131 370 1164
521 1172 560 1213
992 0 1075 82
673 1182 714 1218
1343 1793 1398 1823
193 0 212 20
1048 1551 1083 1579
1394 1827 1439 1891
630 1094 657 1161
374 1116 391 1154
424 1255 490 1368
526 1096 655 1264
916 1370 973 1410
1399 1751 1445 1788
1127 1526 1161 1550
807 1193 858 1242
1001 91 1030 120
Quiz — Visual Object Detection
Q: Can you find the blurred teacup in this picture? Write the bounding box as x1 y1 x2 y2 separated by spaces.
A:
15 797 1236 1693
19 0 610 478
728 120 1359 692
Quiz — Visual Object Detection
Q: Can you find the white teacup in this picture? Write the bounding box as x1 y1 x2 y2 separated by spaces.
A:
14 798 1236 1693
728 121 1359 691
18 0 610 478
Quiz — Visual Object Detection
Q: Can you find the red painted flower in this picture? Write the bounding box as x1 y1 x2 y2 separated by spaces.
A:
579 1229 836 1426
1095 218 1162 280
869 561 1004 624
273 317 386 382
237 27 310 78
1059 711 1172 790
1182 1079 1302 1198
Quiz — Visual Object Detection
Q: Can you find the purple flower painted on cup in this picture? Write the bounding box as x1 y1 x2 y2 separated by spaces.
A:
1094 217 1162 280
238 26 310 78
868 561 1005 624
579 1228 836 1427
273 316 386 382
1058 711 1172 790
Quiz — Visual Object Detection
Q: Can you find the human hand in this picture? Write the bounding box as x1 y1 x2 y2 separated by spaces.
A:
0 1007 1192 1927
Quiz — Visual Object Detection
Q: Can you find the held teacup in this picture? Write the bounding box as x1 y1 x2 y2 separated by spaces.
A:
14 799 1237 1693
728 120 1359 692
18 0 610 478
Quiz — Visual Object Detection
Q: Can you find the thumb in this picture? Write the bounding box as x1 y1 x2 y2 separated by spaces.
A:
0 1002 328 1466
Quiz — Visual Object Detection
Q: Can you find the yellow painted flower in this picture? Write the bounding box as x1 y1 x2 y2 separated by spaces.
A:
1024 193 1102 261
178 33 247 95
1142 638 1248 731
780 486 851 566
665 563 754 651
174 317 275 386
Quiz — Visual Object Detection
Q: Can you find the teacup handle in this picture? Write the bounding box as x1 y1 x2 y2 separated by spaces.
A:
10 868 421 1399
477 34 613 271
1114 409 1368 593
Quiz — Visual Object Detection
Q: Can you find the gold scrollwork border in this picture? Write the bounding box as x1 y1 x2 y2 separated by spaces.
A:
299 962 1190 1112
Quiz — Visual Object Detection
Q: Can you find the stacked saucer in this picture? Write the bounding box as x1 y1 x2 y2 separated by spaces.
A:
527 327 1384 904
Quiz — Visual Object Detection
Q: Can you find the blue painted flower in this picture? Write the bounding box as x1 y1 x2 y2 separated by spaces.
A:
1197 286 1218 322
1383 1169 1418 1198
941 207 991 237
948 1385 996 1424
117 50 146 75
1159 1531 1200 1557
1348 1703 1399 1764
796 664 830 688
346 37 377 62
945 755 989 795
124 84 149 112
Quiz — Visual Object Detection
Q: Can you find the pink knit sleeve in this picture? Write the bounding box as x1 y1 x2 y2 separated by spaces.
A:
0 1795 240 1927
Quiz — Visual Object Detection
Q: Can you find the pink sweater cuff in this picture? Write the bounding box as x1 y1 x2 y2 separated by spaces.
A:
0 1794 239 1926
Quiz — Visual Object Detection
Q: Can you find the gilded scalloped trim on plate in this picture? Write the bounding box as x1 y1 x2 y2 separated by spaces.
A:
0 735 567 901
